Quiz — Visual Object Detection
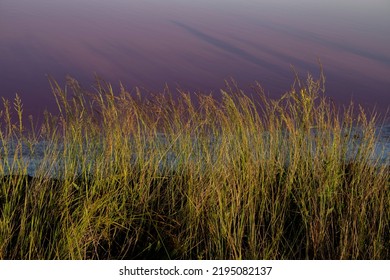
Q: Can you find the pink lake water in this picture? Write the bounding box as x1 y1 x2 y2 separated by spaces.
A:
0 0 389 119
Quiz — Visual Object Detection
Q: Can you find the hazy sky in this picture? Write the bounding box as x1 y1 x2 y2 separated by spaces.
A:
0 0 389 116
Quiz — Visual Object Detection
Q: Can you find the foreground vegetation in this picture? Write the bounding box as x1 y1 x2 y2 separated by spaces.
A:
0 71 389 259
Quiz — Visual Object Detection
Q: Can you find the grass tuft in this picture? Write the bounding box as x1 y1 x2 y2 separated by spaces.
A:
0 70 388 259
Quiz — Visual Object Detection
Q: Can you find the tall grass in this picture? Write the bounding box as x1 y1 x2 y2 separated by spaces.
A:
0 71 388 259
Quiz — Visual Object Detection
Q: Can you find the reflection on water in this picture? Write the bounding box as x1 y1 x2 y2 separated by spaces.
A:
0 0 389 117
1 125 389 178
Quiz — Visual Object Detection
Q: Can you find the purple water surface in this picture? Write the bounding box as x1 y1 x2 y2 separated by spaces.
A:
1 0 389 120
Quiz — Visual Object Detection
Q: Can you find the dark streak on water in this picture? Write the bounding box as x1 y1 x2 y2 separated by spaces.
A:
171 21 283 75
255 20 390 66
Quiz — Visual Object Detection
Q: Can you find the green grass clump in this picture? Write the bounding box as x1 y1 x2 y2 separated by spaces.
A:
0 71 388 259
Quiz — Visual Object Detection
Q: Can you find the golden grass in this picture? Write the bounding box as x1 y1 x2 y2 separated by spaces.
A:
0 70 388 259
